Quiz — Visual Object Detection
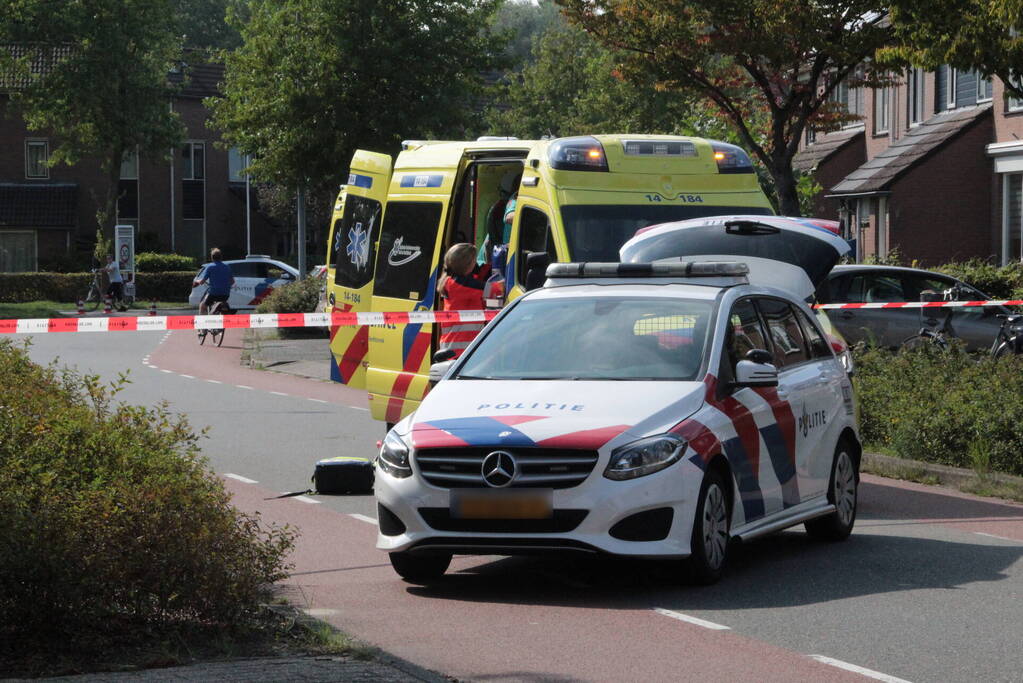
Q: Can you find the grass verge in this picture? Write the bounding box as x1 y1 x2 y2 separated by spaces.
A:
862 451 1023 503
0 300 193 319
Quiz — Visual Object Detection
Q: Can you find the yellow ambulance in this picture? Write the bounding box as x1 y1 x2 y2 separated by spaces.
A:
325 135 774 423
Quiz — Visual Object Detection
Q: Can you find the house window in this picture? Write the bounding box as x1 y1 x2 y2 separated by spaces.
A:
977 74 993 102
0 231 37 272
228 147 249 182
25 140 48 179
830 73 864 126
907 68 925 126
182 142 205 180
805 128 817 145
1008 73 1023 112
1007 173 1023 263
947 66 958 109
874 87 890 135
120 149 138 180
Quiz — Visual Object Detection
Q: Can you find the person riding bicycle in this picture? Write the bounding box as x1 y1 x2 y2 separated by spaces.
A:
192 247 235 317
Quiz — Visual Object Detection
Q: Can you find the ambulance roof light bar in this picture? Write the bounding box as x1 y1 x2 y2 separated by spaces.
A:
546 261 750 279
548 136 609 172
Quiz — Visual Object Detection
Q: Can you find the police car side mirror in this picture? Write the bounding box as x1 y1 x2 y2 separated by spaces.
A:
734 352 778 388
432 348 456 364
429 359 455 385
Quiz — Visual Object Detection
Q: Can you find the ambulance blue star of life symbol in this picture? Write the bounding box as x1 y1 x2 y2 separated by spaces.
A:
347 222 369 269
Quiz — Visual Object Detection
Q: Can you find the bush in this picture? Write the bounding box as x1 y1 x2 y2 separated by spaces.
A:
933 258 1023 300
254 276 326 337
0 340 296 662
854 345 1023 475
0 272 195 303
135 252 199 272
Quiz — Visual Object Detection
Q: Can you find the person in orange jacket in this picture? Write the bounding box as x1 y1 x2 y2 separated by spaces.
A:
438 243 491 358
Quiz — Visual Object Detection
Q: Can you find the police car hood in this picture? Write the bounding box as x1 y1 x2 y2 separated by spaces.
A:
620 215 850 300
409 380 707 451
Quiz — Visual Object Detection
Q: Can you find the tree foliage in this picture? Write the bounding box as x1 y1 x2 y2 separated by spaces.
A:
209 0 505 198
0 0 185 238
490 0 566 67
557 0 893 215
177 0 243 50
887 0 1023 98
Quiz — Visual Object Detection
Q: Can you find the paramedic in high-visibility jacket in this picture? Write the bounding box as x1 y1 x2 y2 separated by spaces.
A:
438 243 491 358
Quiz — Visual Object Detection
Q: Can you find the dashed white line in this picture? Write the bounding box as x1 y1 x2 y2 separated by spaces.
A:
974 532 1017 542
206 379 222 384
236 385 253 390
653 608 730 631
350 514 377 524
270 391 289 396
809 655 912 683
224 473 258 484
161 369 173 374
293 495 321 505
180 374 195 379
308 398 328 404
348 406 370 412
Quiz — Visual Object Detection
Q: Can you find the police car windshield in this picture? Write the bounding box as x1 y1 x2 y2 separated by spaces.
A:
456 296 713 381
561 204 772 262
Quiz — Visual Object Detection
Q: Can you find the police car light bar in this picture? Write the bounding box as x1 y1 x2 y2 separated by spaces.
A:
545 262 750 279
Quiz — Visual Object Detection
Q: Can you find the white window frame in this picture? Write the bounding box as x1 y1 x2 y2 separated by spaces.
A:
182 141 205 181
977 73 993 103
120 148 139 180
25 139 49 179
947 66 958 109
0 230 39 272
874 86 890 135
907 68 925 127
1007 73 1023 112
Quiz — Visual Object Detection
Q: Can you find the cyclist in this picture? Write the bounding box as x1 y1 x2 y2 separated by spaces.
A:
192 247 235 317
103 254 127 312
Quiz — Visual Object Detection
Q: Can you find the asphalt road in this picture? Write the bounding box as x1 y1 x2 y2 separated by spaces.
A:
21 328 1023 683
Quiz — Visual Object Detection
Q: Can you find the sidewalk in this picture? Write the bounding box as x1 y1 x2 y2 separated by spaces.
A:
243 329 332 381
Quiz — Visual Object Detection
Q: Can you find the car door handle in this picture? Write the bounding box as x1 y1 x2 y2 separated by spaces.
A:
839 311 854 319
776 387 789 399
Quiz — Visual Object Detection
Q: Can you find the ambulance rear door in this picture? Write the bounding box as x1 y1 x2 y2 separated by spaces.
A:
366 169 455 425
327 150 391 388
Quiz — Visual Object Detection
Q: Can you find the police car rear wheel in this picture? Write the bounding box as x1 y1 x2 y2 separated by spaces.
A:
805 443 858 541
389 551 451 583
688 469 729 584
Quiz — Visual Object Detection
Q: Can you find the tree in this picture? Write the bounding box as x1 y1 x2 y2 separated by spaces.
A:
0 0 185 245
887 0 1023 98
490 0 566 67
488 19 738 140
209 0 505 202
177 0 243 50
557 1 893 215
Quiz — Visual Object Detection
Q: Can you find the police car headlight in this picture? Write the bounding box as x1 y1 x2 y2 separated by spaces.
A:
378 431 412 479
604 435 686 481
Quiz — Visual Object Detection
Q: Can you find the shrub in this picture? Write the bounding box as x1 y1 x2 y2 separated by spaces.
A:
933 258 1023 300
854 345 1023 476
0 272 195 303
254 276 326 337
0 340 296 661
135 252 199 272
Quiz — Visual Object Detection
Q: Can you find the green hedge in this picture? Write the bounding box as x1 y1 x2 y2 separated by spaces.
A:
0 271 196 303
0 339 296 660
854 345 1023 476
135 252 199 272
254 276 327 338
933 259 1023 300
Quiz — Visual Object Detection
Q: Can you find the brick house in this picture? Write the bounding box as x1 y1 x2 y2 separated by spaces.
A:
0 60 282 272
797 66 1023 266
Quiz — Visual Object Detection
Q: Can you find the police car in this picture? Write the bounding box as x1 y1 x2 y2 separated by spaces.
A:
375 217 859 584
187 255 297 310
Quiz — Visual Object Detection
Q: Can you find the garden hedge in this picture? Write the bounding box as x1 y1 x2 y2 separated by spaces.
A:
0 271 195 303
0 339 296 660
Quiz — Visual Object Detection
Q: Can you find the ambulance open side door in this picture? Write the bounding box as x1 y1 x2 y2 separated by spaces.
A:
327 150 391 388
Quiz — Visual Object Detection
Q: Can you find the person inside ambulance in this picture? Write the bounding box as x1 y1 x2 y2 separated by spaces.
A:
438 243 492 358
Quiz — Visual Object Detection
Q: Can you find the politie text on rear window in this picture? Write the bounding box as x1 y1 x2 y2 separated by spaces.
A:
373 202 442 300
332 195 382 289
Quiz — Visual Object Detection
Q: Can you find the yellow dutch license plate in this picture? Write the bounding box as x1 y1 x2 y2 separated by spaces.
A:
450 489 553 520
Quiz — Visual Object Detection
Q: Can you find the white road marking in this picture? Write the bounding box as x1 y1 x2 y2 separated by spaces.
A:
809 655 913 683
224 473 258 484
350 514 377 524
206 379 222 384
161 369 172 374
293 495 321 505
180 374 195 379
308 398 328 403
347 406 370 412
653 608 730 631
974 532 1018 542
236 385 253 390
270 391 288 396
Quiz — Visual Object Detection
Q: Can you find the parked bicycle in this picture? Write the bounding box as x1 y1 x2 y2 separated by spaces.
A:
899 284 967 352
83 269 104 310
991 313 1023 357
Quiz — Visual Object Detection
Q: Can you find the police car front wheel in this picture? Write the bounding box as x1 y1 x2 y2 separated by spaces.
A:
687 469 731 585
804 441 858 541
389 551 451 583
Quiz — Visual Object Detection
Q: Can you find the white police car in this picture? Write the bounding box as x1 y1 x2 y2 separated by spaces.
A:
375 216 859 584
187 255 297 310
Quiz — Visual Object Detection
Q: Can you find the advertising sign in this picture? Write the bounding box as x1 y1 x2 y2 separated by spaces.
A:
114 225 135 275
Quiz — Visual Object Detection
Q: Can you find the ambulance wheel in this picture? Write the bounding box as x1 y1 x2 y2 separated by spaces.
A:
687 469 730 585
805 441 858 541
389 551 451 583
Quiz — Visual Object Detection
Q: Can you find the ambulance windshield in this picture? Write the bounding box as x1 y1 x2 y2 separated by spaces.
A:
456 296 713 381
560 204 772 263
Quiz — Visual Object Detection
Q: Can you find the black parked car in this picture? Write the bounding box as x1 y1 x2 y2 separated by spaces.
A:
816 265 1009 351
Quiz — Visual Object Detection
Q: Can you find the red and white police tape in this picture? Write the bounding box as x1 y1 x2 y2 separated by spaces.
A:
3 301 1022 335
0 310 501 335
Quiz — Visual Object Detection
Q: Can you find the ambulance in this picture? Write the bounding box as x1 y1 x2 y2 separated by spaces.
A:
323 135 775 424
